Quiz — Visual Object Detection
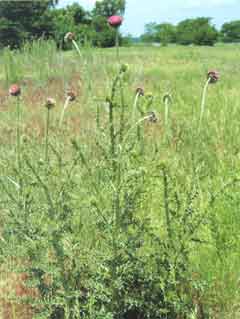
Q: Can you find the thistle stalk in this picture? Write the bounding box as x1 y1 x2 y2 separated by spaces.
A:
59 96 71 128
16 96 22 189
199 77 211 132
45 107 50 164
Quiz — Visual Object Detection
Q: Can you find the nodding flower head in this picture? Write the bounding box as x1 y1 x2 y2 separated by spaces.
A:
64 32 75 42
9 84 21 97
108 15 123 28
66 90 76 102
148 111 158 123
163 93 172 104
136 87 144 97
207 70 220 84
45 98 56 110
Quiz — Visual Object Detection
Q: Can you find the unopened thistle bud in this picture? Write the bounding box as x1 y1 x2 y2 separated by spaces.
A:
207 70 220 84
163 93 172 104
136 87 144 97
66 90 76 102
64 32 75 42
45 98 56 110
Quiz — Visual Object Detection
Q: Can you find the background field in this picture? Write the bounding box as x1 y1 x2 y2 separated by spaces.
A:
0 43 240 319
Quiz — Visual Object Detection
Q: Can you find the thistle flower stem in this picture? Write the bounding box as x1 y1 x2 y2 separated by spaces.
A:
199 77 211 132
16 96 21 190
119 77 125 143
132 93 140 123
45 108 50 164
72 40 82 58
115 30 120 63
59 97 71 128
165 99 169 127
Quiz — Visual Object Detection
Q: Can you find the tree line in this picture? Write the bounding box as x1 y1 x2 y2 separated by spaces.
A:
0 0 240 49
0 0 126 49
141 18 240 46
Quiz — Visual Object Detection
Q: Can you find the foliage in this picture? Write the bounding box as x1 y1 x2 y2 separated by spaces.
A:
221 20 240 43
0 0 57 49
176 18 218 46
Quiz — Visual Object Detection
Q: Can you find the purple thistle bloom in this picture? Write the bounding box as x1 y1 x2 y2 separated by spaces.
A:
108 15 123 28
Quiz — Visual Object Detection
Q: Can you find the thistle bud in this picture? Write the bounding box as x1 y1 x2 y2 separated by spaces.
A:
45 98 56 110
66 90 76 102
207 70 220 84
120 63 129 73
136 87 144 97
163 93 172 104
64 32 75 42
9 84 21 97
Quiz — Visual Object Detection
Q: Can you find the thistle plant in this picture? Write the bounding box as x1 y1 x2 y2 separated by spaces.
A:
199 70 219 132
44 98 56 164
59 90 76 128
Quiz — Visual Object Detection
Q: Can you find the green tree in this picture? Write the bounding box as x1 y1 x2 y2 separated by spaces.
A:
221 20 240 43
176 18 218 46
155 23 177 45
141 22 158 42
50 3 91 48
93 0 126 17
0 1 57 48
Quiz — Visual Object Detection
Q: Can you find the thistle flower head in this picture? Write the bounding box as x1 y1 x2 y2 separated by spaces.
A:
9 84 21 97
136 87 144 97
108 15 123 28
66 90 76 102
64 32 75 42
207 70 220 84
45 98 56 110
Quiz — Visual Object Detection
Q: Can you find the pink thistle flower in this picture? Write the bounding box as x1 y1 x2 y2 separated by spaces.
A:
207 70 220 84
108 15 123 28
9 84 21 97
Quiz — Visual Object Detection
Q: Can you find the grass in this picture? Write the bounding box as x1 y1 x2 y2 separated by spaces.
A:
0 42 240 318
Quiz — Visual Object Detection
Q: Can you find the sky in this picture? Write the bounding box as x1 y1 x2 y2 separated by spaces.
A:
60 0 240 36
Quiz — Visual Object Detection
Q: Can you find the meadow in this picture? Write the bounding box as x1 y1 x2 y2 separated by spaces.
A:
0 41 240 319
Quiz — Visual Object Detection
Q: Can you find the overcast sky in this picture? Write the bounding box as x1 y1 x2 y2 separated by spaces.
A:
61 0 240 36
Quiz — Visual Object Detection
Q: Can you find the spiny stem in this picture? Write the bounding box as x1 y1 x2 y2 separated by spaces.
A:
199 77 211 132
59 96 71 128
165 99 169 127
45 108 50 164
72 40 82 58
16 96 22 192
132 93 140 123
115 30 120 63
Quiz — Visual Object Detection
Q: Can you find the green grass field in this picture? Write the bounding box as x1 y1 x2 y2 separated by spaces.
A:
0 42 240 319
